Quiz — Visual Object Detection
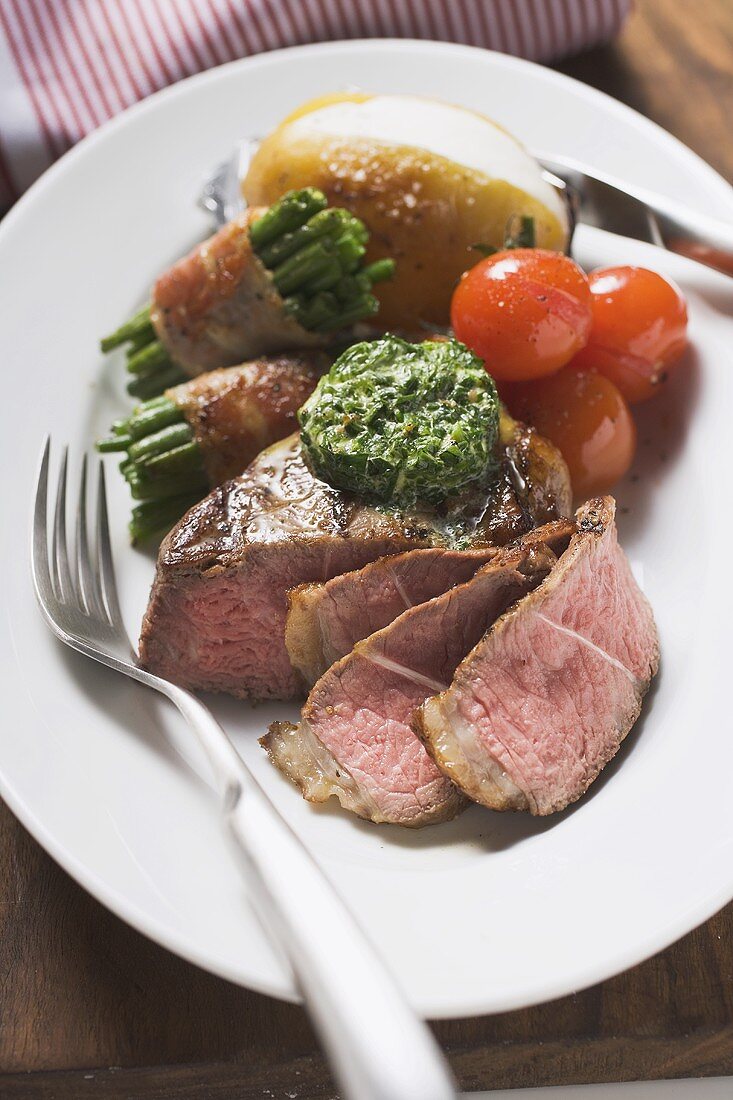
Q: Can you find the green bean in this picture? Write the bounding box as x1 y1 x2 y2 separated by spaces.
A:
306 259 345 294
334 273 371 303
362 258 396 284
333 234 365 273
100 306 152 352
125 323 157 353
128 422 193 462
126 398 182 440
141 441 203 476
129 492 203 544
249 188 328 249
125 468 208 502
97 434 132 452
313 294 379 333
286 291 338 330
126 340 170 376
272 239 339 296
127 364 187 400
256 208 347 268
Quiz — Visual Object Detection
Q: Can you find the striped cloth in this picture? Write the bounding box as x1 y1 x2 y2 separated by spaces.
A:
0 0 632 208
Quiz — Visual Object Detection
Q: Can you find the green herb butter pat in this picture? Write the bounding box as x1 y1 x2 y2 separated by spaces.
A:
298 336 500 508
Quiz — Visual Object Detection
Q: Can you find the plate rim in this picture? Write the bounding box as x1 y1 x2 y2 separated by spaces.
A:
2 37 733 248
2 38 733 1019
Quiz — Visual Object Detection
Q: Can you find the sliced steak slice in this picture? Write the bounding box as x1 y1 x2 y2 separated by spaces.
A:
264 536 562 826
415 497 660 816
139 416 571 701
285 515 575 689
285 547 498 688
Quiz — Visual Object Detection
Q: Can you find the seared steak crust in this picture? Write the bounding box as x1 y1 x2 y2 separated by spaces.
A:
495 410 572 542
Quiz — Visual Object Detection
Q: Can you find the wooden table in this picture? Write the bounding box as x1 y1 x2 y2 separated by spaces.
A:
3 1 733 1095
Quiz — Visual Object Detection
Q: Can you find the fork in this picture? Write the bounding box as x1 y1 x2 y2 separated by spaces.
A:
31 440 458 1100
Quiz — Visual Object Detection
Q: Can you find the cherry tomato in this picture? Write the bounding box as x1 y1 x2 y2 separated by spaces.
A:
451 249 592 381
504 368 636 497
570 266 688 403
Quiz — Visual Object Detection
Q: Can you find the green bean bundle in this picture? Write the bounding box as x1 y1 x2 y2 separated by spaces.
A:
98 351 326 543
101 189 394 401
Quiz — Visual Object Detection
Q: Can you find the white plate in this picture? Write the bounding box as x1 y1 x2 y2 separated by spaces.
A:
2 40 733 1020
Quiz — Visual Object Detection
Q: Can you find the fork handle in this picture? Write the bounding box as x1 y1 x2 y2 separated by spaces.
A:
227 782 457 1100
161 680 456 1100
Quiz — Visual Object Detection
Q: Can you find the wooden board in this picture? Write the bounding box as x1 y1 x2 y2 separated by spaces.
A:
2 1 733 1094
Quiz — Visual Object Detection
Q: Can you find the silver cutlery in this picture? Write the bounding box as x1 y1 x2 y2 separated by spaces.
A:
200 137 260 226
31 441 458 1100
200 140 733 279
536 153 733 278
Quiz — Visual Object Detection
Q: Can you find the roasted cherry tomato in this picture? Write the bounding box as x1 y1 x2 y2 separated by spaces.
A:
504 368 636 497
450 248 592 381
570 266 688 403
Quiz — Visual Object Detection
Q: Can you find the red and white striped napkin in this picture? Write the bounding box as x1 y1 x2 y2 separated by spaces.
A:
0 0 632 209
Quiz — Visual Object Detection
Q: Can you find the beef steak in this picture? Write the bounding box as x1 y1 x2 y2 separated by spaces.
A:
140 416 571 701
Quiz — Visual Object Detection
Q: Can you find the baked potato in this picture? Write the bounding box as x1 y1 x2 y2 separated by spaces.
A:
243 92 569 332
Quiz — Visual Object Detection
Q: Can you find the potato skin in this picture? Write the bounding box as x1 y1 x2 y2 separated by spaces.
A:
243 135 568 332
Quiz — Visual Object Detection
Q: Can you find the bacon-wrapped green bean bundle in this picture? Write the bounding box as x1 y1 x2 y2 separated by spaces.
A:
101 189 394 401
99 350 328 543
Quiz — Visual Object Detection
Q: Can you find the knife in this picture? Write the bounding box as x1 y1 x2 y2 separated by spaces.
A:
536 152 733 279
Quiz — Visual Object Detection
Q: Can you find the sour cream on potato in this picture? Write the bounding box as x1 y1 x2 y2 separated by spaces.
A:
286 95 566 225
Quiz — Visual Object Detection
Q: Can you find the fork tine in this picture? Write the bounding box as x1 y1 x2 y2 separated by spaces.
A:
95 460 126 632
75 454 104 617
31 437 54 607
51 446 74 603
